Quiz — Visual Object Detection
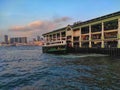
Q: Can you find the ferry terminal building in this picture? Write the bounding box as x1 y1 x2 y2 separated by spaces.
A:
42 11 120 56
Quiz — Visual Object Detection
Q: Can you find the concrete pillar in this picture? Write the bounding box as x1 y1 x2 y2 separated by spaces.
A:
49 35 51 42
89 25 91 48
44 36 47 42
101 22 104 48
48 35 50 42
60 32 62 40
51 35 53 41
118 19 120 48
45 36 47 42
71 29 74 47
79 27 82 48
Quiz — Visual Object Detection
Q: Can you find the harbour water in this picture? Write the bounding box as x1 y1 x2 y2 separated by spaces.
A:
0 46 120 90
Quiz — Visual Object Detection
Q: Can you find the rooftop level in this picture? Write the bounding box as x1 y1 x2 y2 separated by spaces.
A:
73 11 120 27
42 11 120 36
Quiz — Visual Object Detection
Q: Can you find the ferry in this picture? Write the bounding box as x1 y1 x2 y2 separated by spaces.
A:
42 11 120 56
42 40 67 53
42 27 69 53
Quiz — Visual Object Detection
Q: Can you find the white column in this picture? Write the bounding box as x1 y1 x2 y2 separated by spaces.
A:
101 22 104 48
71 29 73 47
44 36 47 42
89 25 91 48
46 35 48 42
79 27 82 47
47 35 49 42
60 32 62 40
46 36 48 42
51 35 53 41
48 35 50 42
118 19 120 48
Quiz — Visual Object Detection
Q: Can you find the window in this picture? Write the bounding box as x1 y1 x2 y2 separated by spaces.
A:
81 26 89 34
67 28 71 31
104 19 118 30
61 32 66 37
91 34 101 40
81 35 89 40
91 23 102 32
73 37 79 41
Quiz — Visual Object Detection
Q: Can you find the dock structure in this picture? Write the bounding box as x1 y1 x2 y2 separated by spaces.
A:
42 11 120 56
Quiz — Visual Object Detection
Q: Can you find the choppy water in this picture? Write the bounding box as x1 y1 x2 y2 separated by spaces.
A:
0 46 120 90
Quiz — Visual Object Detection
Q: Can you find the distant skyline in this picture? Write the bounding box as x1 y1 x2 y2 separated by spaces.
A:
0 0 120 41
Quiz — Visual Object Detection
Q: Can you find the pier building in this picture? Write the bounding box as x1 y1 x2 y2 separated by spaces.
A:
42 11 120 55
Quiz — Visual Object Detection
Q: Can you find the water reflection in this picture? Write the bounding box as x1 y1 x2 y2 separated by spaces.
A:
0 46 120 90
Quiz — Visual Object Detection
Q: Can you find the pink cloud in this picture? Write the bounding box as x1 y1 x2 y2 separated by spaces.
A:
8 16 72 38
54 16 72 23
28 21 43 28
9 26 31 32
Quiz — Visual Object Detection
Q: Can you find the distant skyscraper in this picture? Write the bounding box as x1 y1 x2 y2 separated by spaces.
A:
4 35 9 44
33 38 36 41
37 36 41 41
10 37 27 44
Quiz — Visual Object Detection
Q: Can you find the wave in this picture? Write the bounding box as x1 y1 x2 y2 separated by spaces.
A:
54 54 108 59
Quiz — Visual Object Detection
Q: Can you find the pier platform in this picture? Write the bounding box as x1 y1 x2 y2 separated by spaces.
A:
67 47 120 56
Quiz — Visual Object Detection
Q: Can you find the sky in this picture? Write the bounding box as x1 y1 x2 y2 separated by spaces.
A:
0 0 120 41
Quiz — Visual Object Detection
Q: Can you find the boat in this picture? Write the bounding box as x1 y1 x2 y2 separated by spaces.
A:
42 40 67 53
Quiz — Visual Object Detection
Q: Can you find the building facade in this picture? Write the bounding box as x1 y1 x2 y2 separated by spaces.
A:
42 11 120 55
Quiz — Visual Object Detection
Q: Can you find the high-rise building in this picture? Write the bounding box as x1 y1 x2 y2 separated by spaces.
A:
10 37 27 44
37 36 41 41
33 38 36 41
4 35 9 44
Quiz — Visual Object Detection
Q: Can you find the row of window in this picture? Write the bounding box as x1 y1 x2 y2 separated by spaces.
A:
45 32 66 38
80 19 118 34
78 41 118 48
47 32 118 41
44 19 118 39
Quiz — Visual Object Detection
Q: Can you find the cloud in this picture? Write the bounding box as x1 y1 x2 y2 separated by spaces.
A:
8 16 72 39
28 21 43 28
54 17 72 23
9 26 31 32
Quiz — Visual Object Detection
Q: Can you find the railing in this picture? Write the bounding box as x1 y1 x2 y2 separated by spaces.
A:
67 38 72 41
92 43 101 48
91 35 101 40
104 35 117 39
73 40 79 42
91 29 101 32
82 36 89 40
104 42 117 48
61 37 66 40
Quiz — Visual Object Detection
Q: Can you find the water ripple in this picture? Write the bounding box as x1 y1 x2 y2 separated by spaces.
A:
0 46 120 90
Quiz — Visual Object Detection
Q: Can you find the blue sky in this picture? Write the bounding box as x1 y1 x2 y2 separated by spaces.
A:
0 0 120 41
